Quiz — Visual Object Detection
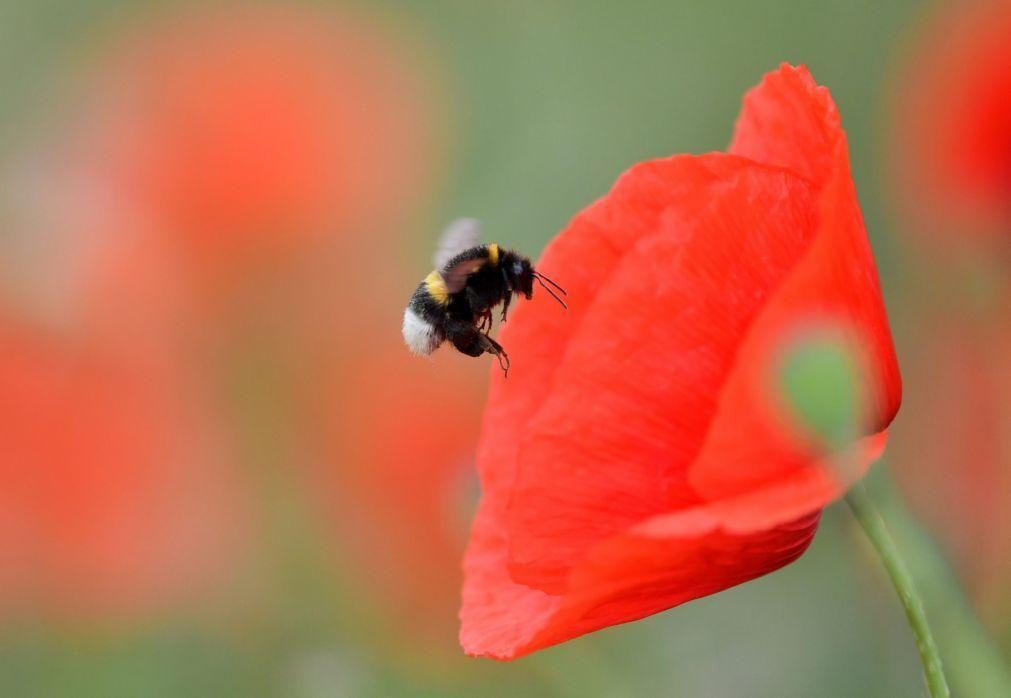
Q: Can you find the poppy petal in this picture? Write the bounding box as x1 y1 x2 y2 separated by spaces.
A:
730 62 840 184
462 502 821 660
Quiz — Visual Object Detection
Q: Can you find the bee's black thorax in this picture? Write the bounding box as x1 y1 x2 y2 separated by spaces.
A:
432 245 532 320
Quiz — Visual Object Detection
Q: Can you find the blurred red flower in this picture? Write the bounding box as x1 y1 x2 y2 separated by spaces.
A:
0 319 246 619
893 0 1011 241
890 305 1011 634
460 65 902 659
302 322 486 646
84 4 436 290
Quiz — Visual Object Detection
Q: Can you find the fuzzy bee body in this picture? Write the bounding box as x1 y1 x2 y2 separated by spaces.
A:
402 220 566 374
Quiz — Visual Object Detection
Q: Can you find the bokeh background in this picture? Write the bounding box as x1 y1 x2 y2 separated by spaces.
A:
0 1 1008 696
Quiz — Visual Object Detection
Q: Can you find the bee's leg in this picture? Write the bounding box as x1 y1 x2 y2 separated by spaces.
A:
483 335 510 377
500 289 512 323
500 266 514 322
477 310 493 333
447 321 510 376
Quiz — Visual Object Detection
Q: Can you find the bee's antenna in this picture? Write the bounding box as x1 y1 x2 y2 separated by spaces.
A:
534 275 567 309
533 271 567 295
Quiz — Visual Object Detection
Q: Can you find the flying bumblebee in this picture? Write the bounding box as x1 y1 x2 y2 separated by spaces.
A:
402 219 567 375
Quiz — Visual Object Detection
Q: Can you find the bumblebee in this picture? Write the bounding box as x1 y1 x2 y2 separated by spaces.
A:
402 219 566 375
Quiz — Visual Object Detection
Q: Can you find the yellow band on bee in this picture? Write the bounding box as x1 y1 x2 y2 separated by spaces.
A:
425 270 450 305
487 243 500 266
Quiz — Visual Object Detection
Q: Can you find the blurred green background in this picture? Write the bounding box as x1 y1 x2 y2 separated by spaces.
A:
0 1 1007 696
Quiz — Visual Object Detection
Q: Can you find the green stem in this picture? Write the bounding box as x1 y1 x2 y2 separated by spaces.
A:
845 482 950 698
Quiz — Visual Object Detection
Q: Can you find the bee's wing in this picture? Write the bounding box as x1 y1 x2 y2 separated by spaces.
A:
433 218 482 270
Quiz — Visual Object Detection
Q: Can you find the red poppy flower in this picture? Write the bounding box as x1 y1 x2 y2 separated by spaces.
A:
82 4 436 289
892 0 1011 240
460 64 902 659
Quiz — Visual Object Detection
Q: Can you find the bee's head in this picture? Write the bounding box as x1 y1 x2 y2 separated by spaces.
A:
509 257 535 299
502 250 567 308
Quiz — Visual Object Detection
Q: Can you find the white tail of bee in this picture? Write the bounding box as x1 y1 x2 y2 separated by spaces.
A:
402 307 441 355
